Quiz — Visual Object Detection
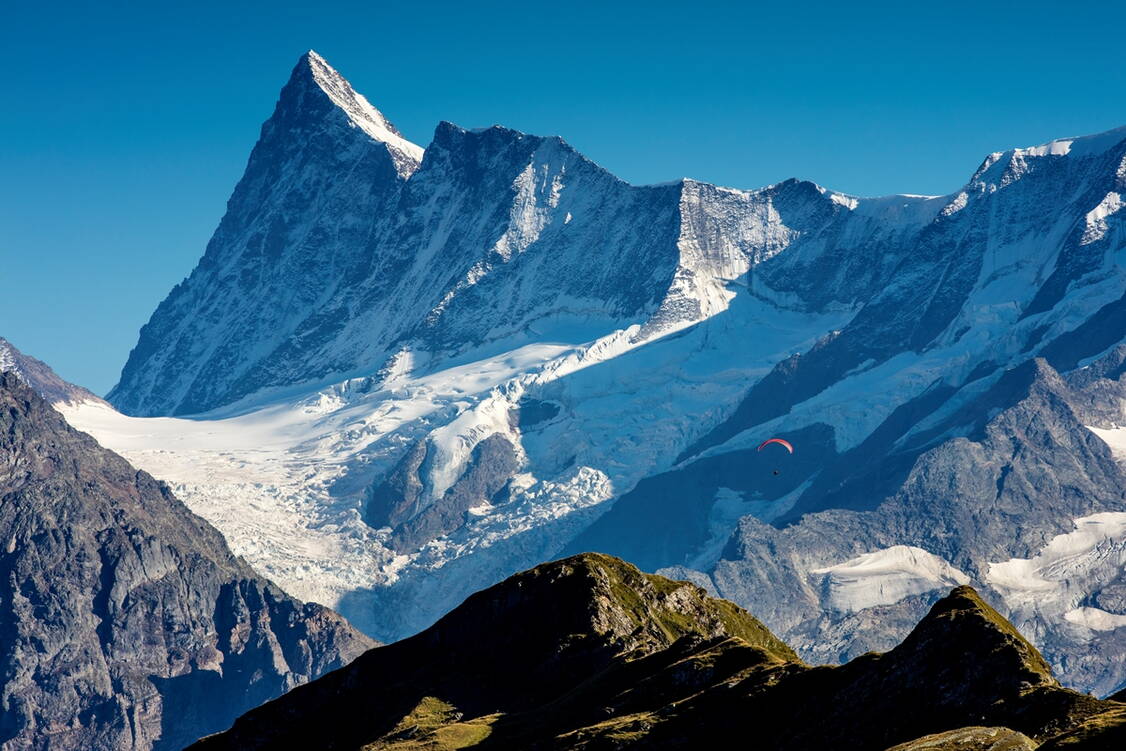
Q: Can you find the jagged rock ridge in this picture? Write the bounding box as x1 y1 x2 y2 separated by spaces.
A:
191 554 1126 750
0 336 105 406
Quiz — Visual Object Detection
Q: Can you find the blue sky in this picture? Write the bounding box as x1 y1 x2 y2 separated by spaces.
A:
3 0 1125 394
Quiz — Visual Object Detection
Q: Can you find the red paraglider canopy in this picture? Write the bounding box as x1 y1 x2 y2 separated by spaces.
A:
757 437 794 454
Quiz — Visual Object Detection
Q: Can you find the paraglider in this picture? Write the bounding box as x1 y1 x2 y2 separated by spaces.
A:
757 437 793 476
757 438 793 454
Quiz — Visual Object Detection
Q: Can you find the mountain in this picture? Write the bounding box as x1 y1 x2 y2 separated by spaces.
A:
108 51 422 418
190 554 1126 750
81 51 1126 693
108 51 723 419
0 336 106 406
0 372 373 750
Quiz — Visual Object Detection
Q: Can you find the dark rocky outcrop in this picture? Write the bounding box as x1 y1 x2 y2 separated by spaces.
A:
366 434 520 553
191 556 1125 750
365 439 429 530
0 373 373 750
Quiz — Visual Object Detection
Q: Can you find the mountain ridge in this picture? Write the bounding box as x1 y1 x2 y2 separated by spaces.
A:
300 49 424 176
0 336 106 406
190 554 1126 750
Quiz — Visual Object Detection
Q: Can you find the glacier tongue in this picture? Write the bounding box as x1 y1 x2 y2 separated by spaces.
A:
65 284 846 637
65 338 598 629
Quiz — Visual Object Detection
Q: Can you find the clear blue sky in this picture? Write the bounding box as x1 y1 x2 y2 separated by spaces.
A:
3 0 1125 395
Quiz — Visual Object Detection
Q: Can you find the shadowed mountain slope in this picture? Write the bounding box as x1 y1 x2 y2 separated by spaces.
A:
192 555 1126 750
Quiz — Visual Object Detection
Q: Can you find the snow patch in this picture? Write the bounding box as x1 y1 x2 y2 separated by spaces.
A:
812 545 970 613
1081 192 1123 245
1064 607 1126 632
987 513 1126 609
941 191 969 216
1089 425 1126 460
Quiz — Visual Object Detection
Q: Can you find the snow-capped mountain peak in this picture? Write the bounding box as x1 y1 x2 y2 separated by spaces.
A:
108 51 432 417
296 49 423 176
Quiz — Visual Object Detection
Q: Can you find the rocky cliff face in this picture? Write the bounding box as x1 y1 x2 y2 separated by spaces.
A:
0 372 373 751
190 554 1126 750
